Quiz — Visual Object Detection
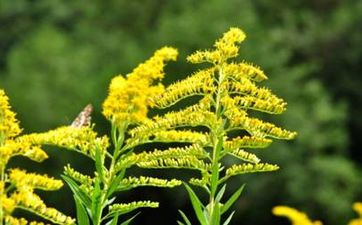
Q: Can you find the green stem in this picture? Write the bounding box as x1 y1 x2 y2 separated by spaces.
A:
94 123 127 225
206 66 226 225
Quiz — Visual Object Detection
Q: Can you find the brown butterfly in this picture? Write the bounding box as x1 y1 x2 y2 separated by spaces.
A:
71 104 93 128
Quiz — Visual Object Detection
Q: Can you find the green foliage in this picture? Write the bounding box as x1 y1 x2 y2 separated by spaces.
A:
0 0 361 224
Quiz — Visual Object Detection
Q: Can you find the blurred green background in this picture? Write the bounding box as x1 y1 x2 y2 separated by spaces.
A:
0 0 361 224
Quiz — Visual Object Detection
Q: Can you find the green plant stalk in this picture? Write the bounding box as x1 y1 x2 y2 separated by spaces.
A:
206 67 226 225
91 123 127 225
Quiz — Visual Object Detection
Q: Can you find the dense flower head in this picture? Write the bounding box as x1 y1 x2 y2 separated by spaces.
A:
102 47 178 125
0 90 21 142
273 206 323 225
187 27 246 64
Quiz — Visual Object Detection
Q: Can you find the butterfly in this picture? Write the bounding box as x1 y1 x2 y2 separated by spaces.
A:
71 104 93 128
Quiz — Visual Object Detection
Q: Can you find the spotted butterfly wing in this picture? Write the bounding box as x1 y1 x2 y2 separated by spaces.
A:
71 104 93 128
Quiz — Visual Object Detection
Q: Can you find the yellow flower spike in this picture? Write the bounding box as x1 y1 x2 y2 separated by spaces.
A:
349 202 362 225
0 90 21 143
9 169 63 191
0 140 48 166
0 89 74 225
11 190 75 225
103 46 178 126
20 126 109 159
273 206 323 225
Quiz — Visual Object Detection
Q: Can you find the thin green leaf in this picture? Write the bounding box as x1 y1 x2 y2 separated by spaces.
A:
221 184 245 214
106 170 125 198
91 177 103 225
222 211 235 225
95 145 104 182
184 183 207 225
61 175 92 206
215 184 226 202
105 213 119 225
211 138 223 196
178 210 192 225
120 212 140 225
177 221 185 225
210 202 221 225
74 195 90 225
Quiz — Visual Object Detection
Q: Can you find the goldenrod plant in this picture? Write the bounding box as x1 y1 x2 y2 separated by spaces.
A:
21 47 182 225
273 202 362 225
127 27 297 225
0 90 74 225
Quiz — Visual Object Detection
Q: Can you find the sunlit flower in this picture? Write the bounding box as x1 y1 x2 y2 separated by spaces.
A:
0 90 21 143
102 47 178 126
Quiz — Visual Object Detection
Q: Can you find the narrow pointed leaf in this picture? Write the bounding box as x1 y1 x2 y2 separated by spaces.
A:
106 171 125 198
91 177 103 224
210 202 221 225
74 195 90 225
62 175 92 206
184 183 207 225
215 184 226 202
95 146 104 182
120 212 140 225
221 184 245 214
105 213 119 225
211 138 223 196
178 210 192 225
222 211 235 225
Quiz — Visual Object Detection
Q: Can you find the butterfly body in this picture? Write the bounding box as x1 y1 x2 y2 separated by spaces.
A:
71 104 93 128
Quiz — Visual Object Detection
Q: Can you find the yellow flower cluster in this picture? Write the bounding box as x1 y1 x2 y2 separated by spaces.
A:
349 202 362 225
20 126 109 159
108 201 159 214
0 89 74 225
120 176 181 188
273 206 323 225
187 27 246 64
0 90 21 143
11 190 74 225
151 69 215 108
9 169 63 191
225 163 279 178
0 140 48 168
102 47 178 126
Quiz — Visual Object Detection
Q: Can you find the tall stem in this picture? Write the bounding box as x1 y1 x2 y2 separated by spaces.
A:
94 123 127 225
207 66 225 225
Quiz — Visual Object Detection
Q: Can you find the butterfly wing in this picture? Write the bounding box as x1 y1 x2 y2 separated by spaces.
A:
71 104 93 128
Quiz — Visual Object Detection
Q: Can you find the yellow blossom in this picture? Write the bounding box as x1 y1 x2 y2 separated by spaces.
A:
0 89 74 224
102 47 178 126
11 190 75 225
20 126 109 159
0 90 21 143
273 206 323 225
349 202 362 225
9 169 63 191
